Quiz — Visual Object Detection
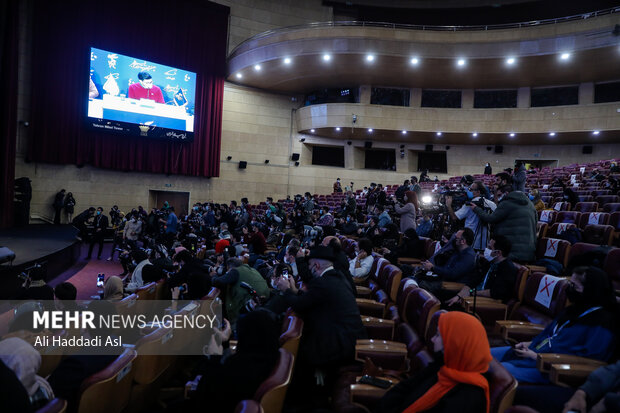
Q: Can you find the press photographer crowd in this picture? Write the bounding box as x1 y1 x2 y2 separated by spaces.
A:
3 159 620 413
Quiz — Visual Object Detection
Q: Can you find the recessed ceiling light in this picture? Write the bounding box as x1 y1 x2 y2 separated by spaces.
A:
323 54 331 61
549 132 556 137
593 130 600 135
254 64 261 71
401 130 407 134
457 59 466 66
310 129 315 133
410 57 419 65
335 127 341 131
472 132 478 137
366 54 375 62
509 132 516 137
560 53 571 60
506 57 516 65
436 132 442 136
284 57 291 64
235 73 242 79
368 128 373 132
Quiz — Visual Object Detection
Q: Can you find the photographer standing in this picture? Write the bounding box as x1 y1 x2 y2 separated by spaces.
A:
393 191 417 233
445 181 496 251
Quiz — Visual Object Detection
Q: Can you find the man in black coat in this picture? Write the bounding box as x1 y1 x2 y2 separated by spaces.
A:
87 207 108 259
72 207 95 241
53 189 65 225
276 245 366 370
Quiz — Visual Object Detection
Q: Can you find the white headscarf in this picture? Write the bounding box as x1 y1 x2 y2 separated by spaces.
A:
0 337 54 397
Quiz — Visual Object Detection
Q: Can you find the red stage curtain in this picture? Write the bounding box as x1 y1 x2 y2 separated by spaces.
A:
0 0 19 228
27 0 228 177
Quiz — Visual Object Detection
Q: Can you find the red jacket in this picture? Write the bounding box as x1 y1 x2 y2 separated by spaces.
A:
128 83 165 103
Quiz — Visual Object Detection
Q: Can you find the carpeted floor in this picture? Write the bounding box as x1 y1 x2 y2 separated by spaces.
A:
49 243 124 299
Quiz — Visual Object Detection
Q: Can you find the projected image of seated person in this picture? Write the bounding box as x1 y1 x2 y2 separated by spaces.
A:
128 71 165 103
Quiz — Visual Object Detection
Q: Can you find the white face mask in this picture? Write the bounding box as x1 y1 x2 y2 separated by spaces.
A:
483 248 495 262
270 278 278 289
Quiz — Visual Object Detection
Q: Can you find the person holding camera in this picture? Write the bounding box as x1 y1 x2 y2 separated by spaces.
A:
393 191 418 233
445 181 496 251
471 184 537 262
211 257 270 329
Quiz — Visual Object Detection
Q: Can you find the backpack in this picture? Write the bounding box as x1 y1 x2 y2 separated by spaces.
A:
559 227 582 245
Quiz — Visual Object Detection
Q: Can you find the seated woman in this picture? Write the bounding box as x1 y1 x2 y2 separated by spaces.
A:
0 337 54 410
528 189 546 212
492 266 617 384
349 238 374 281
103 275 125 301
375 311 492 413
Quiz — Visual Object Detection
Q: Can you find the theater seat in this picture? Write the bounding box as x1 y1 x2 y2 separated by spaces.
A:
234 400 264 413
582 224 614 246
486 359 518 413
603 248 620 292
135 282 157 301
573 202 598 213
35 398 67 413
279 315 303 360
556 211 582 224
76 348 137 413
536 222 548 239
602 202 620 213
546 223 576 239
252 348 294 413
578 212 610 229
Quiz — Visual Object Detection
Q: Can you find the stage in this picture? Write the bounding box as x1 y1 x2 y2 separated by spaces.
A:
0 224 81 299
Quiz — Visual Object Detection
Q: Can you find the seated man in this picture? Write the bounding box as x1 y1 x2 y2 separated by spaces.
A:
421 228 476 284
348 238 374 281
376 204 392 228
446 234 517 307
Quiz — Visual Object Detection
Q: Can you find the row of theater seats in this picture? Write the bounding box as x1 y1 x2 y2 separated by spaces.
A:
537 210 620 246
330 254 518 413
35 289 304 413
331 233 619 412
541 199 620 213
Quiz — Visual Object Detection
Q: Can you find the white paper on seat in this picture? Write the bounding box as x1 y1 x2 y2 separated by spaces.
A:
557 223 570 234
540 210 552 223
544 238 561 258
588 213 600 225
553 202 563 211
534 274 561 308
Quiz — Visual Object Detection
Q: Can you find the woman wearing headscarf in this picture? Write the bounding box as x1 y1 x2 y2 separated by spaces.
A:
393 191 417 233
103 275 124 301
376 311 492 413
528 189 546 212
0 337 54 410
492 266 617 384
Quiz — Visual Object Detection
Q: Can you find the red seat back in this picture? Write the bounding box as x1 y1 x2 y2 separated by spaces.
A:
402 287 440 339
512 272 568 325
574 202 598 213
578 212 610 229
535 237 571 267
583 224 614 246
556 211 582 224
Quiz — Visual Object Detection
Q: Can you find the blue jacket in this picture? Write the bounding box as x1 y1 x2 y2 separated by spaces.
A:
431 246 476 282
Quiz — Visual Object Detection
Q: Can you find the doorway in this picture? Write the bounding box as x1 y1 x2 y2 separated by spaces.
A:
149 190 190 216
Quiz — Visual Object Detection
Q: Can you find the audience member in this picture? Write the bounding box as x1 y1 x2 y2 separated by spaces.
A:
86 206 108 260
492 266 617 384
103 276 125 301
471 184 537 262
349 238 374 281
376 312 491 413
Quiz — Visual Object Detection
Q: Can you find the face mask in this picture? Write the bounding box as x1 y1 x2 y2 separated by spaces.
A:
483 248 495 262
528 194 535 201
466 191 474 200
97 210 101 215
270 278 278 289
497 194 505 202
346 217 351 222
